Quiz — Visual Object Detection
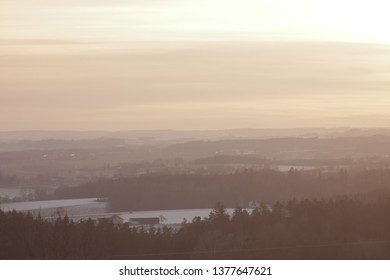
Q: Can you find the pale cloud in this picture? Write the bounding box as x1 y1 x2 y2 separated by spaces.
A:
2 1 390 130
1 42 390 130
2 0 390 53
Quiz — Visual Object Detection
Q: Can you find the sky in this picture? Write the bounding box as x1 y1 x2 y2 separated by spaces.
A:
1 0 390 130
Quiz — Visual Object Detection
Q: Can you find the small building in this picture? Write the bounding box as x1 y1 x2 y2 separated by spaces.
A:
128 217 160 226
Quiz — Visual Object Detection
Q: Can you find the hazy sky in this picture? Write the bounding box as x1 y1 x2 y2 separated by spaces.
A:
1 0 390 130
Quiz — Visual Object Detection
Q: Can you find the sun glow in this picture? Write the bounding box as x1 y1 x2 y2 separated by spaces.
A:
1 0 390 130
2 0 390 46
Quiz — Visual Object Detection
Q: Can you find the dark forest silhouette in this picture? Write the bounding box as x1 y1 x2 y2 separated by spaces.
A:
2 196 390 259
53 169 390 211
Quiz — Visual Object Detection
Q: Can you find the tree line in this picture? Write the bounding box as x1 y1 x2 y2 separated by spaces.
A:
2 195 390 259
53 168 390 211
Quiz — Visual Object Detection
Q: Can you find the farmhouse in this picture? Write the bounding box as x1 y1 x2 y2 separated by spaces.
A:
128 217 160 225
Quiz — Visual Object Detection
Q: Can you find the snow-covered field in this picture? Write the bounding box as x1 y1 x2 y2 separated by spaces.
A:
0 198 108 216
0 197 248 225
119 208 239 225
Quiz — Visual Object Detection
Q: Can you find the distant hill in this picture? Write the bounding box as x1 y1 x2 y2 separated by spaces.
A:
168 135 390 159
2 127 390 142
